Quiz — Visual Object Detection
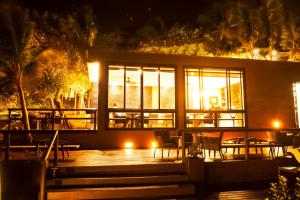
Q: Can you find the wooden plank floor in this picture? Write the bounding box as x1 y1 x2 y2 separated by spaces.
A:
3 146 287 167
206 189 268 200
4 148 182 167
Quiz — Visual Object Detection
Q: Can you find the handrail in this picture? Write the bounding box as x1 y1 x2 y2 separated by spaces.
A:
43 129 59 163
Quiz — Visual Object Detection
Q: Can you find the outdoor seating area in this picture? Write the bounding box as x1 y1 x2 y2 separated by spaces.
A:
151 129 300 161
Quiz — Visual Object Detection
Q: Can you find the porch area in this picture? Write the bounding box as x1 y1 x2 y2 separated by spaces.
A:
2 147 298 199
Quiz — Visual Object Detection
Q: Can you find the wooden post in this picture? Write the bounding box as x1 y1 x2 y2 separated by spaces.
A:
51 109 55 130
182 130 186 158
94 110 97 130
54 135 58 168
245 130 249 160
6 110 11 160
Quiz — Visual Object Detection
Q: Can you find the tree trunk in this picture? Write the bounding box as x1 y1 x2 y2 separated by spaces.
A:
54 90 71 129
16 73 33 143
50 97 55 109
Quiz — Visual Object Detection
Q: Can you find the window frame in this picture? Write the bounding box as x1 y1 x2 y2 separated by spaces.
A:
184 66 246 128
106 63 177 129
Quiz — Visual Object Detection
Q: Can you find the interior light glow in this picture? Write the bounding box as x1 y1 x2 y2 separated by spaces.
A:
87 62 99 82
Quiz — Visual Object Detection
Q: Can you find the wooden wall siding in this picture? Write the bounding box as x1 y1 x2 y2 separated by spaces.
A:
60 51 300 149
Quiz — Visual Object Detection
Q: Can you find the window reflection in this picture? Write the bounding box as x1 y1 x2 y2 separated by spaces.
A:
143 68 159 109
160 69 175 109
125 67 141 109
109 112 141 128
144 113 175 128
186 112 244 128
108 65 124 108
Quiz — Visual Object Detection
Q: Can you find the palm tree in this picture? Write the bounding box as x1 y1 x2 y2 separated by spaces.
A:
197 1 242 55
0 2 45 142
262 0 285 59
281 12 300 61
236 1 265 58
58 5 98 64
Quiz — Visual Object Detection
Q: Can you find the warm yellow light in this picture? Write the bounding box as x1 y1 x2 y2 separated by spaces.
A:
253 48 260 55
253 48 260 59
273 120 281 129
125 148 133 155
87 62 99 82
271 50 278 61
124 141 134 149
151 141 157 148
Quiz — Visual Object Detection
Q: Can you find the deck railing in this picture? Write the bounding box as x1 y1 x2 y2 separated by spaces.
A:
7 108 98 131
39 129 59 200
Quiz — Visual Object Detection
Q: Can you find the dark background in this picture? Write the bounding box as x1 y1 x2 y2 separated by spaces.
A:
17 0 300 31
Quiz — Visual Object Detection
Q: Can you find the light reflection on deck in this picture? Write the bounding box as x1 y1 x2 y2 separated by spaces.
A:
4 146 286 167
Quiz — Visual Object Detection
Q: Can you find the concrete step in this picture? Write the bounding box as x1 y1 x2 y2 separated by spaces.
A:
55 163 185 177
47 174 189 188
46 184 196 200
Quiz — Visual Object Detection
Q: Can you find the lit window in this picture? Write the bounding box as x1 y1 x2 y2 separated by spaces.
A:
108 65 176 128
185 67 245 128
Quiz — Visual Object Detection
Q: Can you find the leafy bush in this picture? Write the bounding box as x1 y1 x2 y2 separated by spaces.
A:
268 175 300 200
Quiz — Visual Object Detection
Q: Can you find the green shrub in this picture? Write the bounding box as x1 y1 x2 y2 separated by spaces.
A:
267 175 300 200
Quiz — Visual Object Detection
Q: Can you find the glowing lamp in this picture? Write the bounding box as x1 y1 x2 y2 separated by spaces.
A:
273 120 281 129
253 48 259 55
271 50 278 61
151 141 157 148
253 48 260 59
124 141 134 149
271 50 277 56
87 62 99 82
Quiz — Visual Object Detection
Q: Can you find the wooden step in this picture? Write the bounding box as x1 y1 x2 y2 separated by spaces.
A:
206 189 268 200
47 174 189 188
56 163 184 177
47 184 196 200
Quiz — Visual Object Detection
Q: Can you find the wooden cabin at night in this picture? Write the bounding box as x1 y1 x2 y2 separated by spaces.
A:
57 51 300 149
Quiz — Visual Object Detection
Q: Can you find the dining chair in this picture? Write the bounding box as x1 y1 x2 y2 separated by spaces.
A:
201 132 225 159
268 131 293 157
177 131 194 156
153 129 179 159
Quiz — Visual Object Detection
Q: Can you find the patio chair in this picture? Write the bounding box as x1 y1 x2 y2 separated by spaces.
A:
268 131 293 157
201 132 225 159
293 134 300 148
177 131 193 156
153 129 179 159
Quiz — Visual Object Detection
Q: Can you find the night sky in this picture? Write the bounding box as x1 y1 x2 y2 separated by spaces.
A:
20 0 216 31
18 0 300 32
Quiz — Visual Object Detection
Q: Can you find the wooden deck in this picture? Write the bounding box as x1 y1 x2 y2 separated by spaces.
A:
4 146 289 167
2 148 298 199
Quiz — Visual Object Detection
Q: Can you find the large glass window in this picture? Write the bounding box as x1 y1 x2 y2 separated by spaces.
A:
108 65 176 128
185 67 245 128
